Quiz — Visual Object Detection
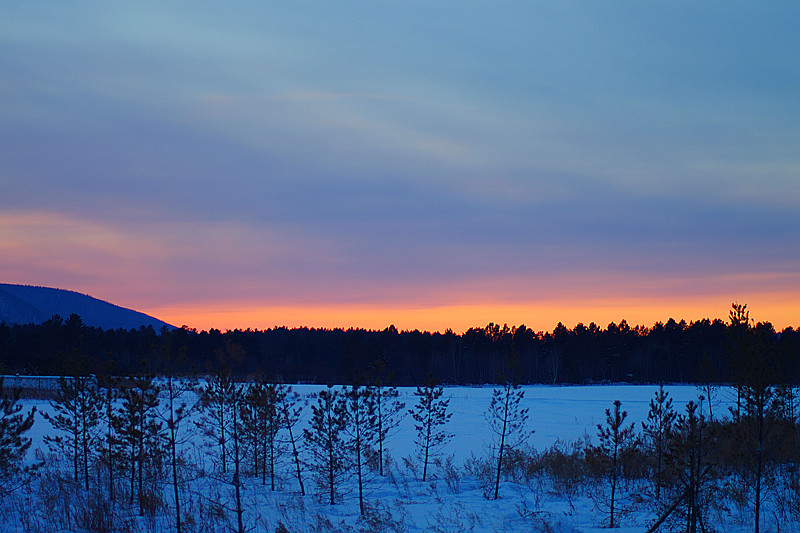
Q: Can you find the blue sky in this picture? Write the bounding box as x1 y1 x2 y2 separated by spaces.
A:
2 2 799 331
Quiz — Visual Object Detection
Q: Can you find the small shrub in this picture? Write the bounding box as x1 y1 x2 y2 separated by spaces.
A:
402 456 419 479
440 455 461 494
358 500 406 533
77 489 115 533
462 453 494 499
426 502 480 533
540 441 586 510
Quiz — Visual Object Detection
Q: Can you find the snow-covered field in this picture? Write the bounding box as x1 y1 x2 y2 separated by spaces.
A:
8 383 789 532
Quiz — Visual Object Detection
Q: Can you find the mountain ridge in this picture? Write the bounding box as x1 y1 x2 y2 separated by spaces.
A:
0 283 173 331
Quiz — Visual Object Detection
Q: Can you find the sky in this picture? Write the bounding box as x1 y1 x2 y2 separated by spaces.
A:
2 2 799 333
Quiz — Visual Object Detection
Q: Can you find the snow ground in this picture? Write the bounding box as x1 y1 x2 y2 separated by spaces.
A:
10 383 787 533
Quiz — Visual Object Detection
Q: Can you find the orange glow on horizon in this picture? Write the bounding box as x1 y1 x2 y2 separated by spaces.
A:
147 293 800 334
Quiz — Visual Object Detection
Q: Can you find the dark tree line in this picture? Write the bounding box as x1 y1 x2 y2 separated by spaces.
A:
1 311 798 386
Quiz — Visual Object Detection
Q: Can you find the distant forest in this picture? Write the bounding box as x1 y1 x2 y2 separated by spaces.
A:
1 306 798 385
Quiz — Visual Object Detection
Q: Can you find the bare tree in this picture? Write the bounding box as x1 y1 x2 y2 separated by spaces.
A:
545 348 563 385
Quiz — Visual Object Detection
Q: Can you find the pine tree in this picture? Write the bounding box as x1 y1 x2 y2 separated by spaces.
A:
486 381 529 500
229 381 246 533
113 375 163 514
278 385 306 495
596 400 636 528
727 304 781 533
345 381 377 515
368 358 405 476
159 373 198 533
0 377 36 483
304 385 348 504
96 373 120 504
663 400 713 533
43 376 81 484
43 373 101 490
197 367 236 474
641 384 676 501
240 379 283 489
153 328 199 533
410 374 452 482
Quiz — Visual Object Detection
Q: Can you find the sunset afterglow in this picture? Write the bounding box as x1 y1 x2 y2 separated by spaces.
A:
2 3 799 332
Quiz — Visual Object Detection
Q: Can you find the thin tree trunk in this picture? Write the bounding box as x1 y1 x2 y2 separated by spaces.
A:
169 386 182 533
354 395 365 516
259 409 266 485
377 389 384 476
755 400 764 533
422 408 431 482
610 443 617 528
261 416 267 486
328 427 336 505
646 489 687 533
73 422 80 484
82 395 90 490
494 388 510 500
107 398 115 502
233 393 244 533
172 439 181 533
269 434 275 491
286 414 304 495
138 429 144 515
129 443 136 506
221 403 227 474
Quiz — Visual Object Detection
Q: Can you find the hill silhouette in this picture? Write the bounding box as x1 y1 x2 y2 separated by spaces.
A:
0 283 172 330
